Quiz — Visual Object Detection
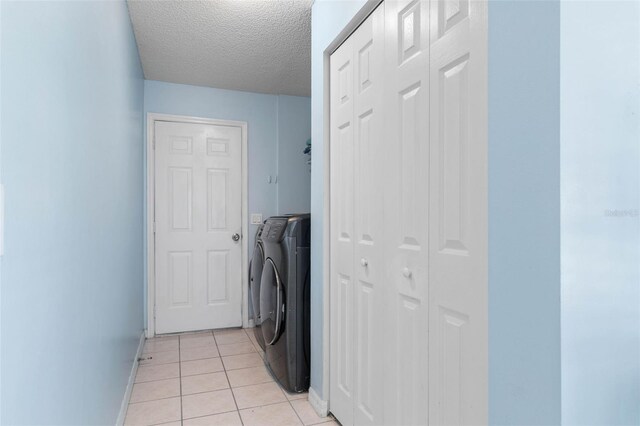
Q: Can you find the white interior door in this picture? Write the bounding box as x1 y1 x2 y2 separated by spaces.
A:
428 0 488 423
329 27 356 426
383 0 430 424
330 5 385 426
351 5 386 426
155 120 243 334
329 1 488 424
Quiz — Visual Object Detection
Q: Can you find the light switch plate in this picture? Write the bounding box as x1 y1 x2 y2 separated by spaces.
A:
251 213 263 225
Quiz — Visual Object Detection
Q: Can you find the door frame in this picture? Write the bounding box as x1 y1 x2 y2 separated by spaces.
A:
320 0 383 411
146 113 249 338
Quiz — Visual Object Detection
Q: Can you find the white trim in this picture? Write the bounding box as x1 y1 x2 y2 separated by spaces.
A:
308 386 329 418
146 113 250 337
320 0 383 408
116 332 145 426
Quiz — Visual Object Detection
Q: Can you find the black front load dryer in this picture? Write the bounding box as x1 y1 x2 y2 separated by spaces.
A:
249 223 266 351
259 214 310 393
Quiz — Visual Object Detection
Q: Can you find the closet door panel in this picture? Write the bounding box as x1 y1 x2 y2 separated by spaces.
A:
383 1 430 424
352 5 385 426
330 35 356 426
428 0 488 424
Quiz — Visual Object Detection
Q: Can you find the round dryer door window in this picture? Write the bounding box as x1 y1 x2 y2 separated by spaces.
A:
260 258 285 345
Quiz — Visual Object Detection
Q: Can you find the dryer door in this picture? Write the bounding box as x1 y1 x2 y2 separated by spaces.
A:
260 258 285 345
249 243 265 324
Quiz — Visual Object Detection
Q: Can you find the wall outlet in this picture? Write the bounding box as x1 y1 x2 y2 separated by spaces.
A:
251 213 263 225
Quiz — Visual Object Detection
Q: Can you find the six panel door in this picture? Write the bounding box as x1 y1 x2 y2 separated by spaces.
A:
383 0 430 424
329 5 386 425
329 0 488 424
428 0 488 423
352 5 386 426
155 121 243 334
330 30 356 426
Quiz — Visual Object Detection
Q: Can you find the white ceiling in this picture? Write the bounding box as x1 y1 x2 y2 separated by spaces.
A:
127 0 312 97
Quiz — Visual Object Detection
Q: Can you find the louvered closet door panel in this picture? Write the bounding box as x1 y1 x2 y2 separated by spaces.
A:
352 5 385 426
428 0 488 424
330 33 356 426
382 1 430 425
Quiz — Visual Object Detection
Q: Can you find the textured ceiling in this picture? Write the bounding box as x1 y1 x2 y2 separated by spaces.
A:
127 0 312 96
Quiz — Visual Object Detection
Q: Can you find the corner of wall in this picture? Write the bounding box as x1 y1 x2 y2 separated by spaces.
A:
116 332 145 426
308 386 329 418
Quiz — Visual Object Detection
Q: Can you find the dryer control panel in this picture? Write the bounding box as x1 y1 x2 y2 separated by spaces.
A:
262 218 288 242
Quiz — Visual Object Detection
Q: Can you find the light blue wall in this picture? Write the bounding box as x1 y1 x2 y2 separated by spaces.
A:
277 95 311 215
560 1 640 424
0 2 4 419
488 1 561 424
0 1 144 424
143 81 311 324
310 0 367 399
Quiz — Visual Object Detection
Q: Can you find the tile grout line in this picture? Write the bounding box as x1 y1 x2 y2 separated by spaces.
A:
219 330 245 426
180 408 239 424
128 394 183 405
244 329 315 425
241 328 305 425
141 347 179 355
139 347 238 370
129 380 307 404
134 374 181 384
289 397 306 426
272 382 305 426
127 340 181 425
178 400 328 426
141 329 310 425
146 374 277 401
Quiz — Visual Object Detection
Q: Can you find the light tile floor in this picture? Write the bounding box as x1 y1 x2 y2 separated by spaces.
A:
125 328 338 426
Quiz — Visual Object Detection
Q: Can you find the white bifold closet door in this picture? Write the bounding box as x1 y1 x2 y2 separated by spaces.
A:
329 5 386 426
329 0 488 425
382 0 430 424
427 0 488 423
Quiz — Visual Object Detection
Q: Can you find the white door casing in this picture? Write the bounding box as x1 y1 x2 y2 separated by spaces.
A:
154 120 244 334
428 0 488 423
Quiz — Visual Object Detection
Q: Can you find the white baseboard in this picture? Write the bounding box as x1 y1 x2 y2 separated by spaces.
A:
308 386 329 418
116 332 145 426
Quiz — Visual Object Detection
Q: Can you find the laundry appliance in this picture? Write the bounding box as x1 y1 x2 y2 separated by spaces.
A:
249 223 266 351
259 214 311 393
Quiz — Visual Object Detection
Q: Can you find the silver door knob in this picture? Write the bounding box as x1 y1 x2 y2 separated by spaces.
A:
402 267 412 278
232 233 241 242
360 258 368 267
